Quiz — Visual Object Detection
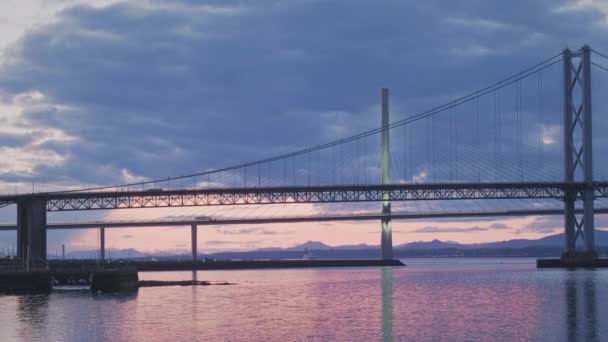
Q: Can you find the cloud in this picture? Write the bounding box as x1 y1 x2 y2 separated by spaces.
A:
415 226 491 233
205 239 265 246
215 227 290 235
520 214 608 234
1 0 604 189
489 223 510 229
412 222 512 233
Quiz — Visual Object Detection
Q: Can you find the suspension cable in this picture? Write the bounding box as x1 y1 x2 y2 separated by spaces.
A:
49 53 564 193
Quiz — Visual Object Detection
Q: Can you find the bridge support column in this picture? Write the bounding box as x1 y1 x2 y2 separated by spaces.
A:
561 46 597 265
100 226 105 260
381 88 393 260
191 224 198 262
581 46 595 255
16 198 47 269
562 48 576 256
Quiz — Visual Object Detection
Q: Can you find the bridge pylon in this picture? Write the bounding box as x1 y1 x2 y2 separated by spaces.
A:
561 46 597 264
381 88 393 260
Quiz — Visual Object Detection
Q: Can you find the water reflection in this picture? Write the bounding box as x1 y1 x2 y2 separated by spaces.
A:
566 272 598 342
381 267 393 342
91 291 139 302
17 294 49 340
2 261 608 340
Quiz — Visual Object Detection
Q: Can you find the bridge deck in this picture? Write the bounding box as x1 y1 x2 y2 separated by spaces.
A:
1 207 607 230
0 182 606 211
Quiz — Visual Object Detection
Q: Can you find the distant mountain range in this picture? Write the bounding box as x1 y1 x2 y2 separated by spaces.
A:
49 230 608 260
269 229 608 251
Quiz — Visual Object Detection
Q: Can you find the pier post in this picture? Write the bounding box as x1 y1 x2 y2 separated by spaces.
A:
381 88 393 260
16 197 47 268
191 224 198 262
100 225 105 260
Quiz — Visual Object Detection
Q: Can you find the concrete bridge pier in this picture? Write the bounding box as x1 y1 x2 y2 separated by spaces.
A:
100 226 105 260
16 197 47 268
191 224 198 262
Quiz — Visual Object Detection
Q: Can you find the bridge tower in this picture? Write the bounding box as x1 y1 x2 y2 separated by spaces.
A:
562 46 597 264
381 88 393 260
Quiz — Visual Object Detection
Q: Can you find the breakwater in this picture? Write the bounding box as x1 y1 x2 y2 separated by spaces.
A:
50 258 405 271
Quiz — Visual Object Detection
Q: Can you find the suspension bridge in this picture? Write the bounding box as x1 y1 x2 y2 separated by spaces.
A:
4 45 608 267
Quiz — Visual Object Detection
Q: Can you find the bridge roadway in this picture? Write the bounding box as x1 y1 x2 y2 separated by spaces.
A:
0 207 607 230
0 181 605 211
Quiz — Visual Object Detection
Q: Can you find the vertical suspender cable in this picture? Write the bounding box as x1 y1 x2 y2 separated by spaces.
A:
340 142 344 185
518 80 523 181
409 123 413 181
403 122 406 182
494 92 499 181
539 69 543 181
432 115 436 183
426 117 430 178
498 89 502 181
356 137 359 184
308 151 311 186
316 150 320 185
365 136 368 184
332 145 336 185
450 109 454 181
475 97 480 182
456 107 459 181
516 82 520 181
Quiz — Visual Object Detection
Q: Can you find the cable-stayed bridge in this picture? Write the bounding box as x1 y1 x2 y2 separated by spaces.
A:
4 45 608 267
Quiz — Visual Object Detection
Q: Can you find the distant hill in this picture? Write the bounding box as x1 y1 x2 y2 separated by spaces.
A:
475 230 608 249
48 230 608 260
396 239 463 250
286 241 332 251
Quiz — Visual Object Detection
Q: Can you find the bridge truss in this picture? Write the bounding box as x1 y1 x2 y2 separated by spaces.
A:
36 182 608 211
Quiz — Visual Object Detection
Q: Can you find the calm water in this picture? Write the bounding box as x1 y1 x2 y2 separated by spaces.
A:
0 258 607 341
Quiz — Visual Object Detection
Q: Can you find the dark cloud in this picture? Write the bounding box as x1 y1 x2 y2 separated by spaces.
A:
1 0 606 188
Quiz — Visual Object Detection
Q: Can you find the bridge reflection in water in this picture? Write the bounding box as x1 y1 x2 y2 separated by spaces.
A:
381 267 393 342
0 263 607 340
375 263 606 341
566 272 598 342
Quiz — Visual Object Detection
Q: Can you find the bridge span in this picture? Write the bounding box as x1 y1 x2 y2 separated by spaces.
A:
3 45 607 267
2 208 608 263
